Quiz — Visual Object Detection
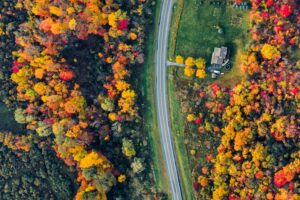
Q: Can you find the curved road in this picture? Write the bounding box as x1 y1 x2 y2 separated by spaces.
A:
155 0 183 199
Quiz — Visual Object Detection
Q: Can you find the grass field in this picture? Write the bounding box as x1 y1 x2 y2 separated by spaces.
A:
140 0 171 197
175 1 250 60
168 66 195 200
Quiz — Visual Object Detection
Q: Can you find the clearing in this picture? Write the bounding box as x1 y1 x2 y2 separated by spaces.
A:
174 0 250 86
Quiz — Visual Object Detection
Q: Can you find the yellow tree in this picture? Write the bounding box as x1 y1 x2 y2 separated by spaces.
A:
196 69 206 79
184 66 195 77
79 151 104 169
68 18 77 30
261 44 280 60
195 58 206 69
115 81 130 91
185 57 195 66
122 138 136 157
186 114 196 122
175 55 184 64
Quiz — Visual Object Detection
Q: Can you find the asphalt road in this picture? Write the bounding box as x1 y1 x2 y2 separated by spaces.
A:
155 0 183 199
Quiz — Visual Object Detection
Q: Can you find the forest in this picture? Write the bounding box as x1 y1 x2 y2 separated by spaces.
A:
0 0 166 199
0 0 299 199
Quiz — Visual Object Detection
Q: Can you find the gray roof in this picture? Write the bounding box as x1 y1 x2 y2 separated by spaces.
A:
220 47 227 59
211 47 228 65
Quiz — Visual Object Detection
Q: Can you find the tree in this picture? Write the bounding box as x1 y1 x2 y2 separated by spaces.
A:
118 174 126 183
187 114 196 122
196 69 206 79
2 0 163 198
115 81 130 91
176 55 184 64
36 122 52 137
131 158 145 174
122 138 136 157
14 108 27 124
80 151 105 169
98 95 114 112
279 5 292 18
0 143 77 199
195 58 206 69
185 57 195 66
68 18 77 30
184 66 195 77
261 44 280 60
59 70 74 81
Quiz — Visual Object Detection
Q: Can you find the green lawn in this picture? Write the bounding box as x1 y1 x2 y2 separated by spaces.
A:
140 0 171 197
168 66 195 200
175 1 250 61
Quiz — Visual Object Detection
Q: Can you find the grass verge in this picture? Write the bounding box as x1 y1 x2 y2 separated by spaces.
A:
168 0 184 59
167 66 195 200
140 0 171 197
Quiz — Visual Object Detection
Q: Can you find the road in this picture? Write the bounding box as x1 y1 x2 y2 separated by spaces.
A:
155 0 183 200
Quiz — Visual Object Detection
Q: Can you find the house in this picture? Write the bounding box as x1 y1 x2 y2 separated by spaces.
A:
208 46 229 78
211 46 228 65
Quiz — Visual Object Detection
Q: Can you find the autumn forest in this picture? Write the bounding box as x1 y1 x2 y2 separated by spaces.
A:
0 0 164 199
0 0 299 200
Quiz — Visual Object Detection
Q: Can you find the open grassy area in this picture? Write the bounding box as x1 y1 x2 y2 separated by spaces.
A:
168 66 195 200
139 0 171 197
174 0 250 86
175 1 250 59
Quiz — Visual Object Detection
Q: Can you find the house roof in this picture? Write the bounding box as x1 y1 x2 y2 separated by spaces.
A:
211 47 228 65
220 47 227 59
